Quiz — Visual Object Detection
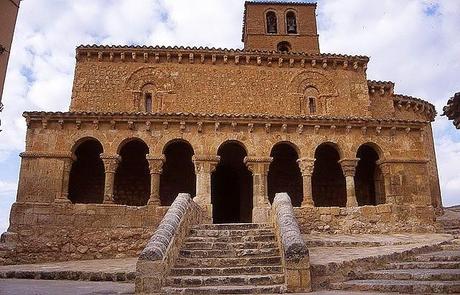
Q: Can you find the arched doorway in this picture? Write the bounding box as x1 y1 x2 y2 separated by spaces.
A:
268 143 302 206
355 144 385 205
69 139 105 204
114 139 150 206
212 142 252 224
160 140 196 206
312 143 346 207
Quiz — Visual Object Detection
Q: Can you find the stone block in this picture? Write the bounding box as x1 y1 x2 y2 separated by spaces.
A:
360 206 377 217
376 204 392 214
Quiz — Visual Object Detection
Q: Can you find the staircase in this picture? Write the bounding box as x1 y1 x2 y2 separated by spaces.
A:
161 223 286 294
331 239 460 294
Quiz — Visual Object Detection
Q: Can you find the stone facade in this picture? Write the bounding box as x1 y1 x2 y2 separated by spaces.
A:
1 1 442 265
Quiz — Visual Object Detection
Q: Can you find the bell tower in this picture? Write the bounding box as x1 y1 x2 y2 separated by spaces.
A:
242 1 320 54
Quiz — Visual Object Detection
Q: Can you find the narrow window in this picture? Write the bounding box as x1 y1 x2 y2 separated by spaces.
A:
145 93 152 113
309 97 316 113
286 11 297 34
266 11 277 34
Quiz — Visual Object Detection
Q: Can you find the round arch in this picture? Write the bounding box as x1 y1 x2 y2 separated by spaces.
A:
355 144 385 206
71 136 105 155
160 139 196 205
116 137 150 155
69 138 105 204
312 142 347 207
268 142 302 206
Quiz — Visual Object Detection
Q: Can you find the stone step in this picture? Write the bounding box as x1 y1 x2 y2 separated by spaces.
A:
171 265 283 277
387 261 460 270
362 269 460 281
333 279 460 294
414 250 460 262
166 273 285 288
304 240 383 247
189 228 274 237
179 248 280 259
185 234 276 243
183 241 278 250
174 256 282 268
0 269 136 282
192 223 272 230
161 284 285 294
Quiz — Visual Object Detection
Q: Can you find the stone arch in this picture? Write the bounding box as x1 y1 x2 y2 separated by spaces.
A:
116 137 150 155
268 142 302 206
265 10 278 34
290 70 338 115
160 139 196 205
212 140 253 223
352 141 385 159
285 10 298 34
313 141 344 160
215 139 249 156
312 142 347 207
71 136 105 156
114 138 150 206
355 143 385 206
69 138 105 204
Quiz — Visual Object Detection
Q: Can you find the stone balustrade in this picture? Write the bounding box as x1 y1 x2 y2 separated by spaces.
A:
135 193 204 293
273 192 311 293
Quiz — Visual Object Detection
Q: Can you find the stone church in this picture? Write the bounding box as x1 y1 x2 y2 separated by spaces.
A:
1 1 442 291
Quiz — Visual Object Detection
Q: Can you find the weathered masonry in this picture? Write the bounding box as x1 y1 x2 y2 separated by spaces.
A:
2 0 441 271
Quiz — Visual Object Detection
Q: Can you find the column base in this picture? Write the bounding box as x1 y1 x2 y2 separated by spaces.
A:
346 198 358 207
252 206 271 223
54 198 71 204
195 198 213 223
147 198 160 206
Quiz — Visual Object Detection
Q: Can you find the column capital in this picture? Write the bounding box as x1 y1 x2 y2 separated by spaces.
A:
376 159 391 176
146 154 165 174
297 157 315 176
193 155 220 174
244 156 273 175
100 153 121 173
339 158 359 177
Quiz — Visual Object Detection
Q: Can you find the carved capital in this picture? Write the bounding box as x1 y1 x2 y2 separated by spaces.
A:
376 160 391 176
297 157 315 176
146 154 165 174
244 156 273 175
338 158 359 177
100 153 121 173
193 155 220 174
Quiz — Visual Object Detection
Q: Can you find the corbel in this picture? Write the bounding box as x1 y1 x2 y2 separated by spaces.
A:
214 122 220 131
200 54 205 64
281 124 288 133
145 121 151 131
345 125 352 134
265 123 271 133
297 124 304 134
86 51 91 61
376 126 382 135
26 117 31 128
390 126 397 136
223 55 228 64
143 52 148 62
189 53 194 63
76 120 82 130
155 53 160 63
330 125 336 132
353 61 358 70
58 119 64 130
109 52 114 62
120 52 125 62
197 122 203 133
361 126 367 135
248 123 254 133
110 120 116 130
314 125 320 134
231 121 237 131
333 60 337 69
132 52 136 61
405 127 411 134
41 118 48 129
343 60 348 69
278 58 283 67
93 120 99 130
211 54 216 65
311 59 316 67
405 102 412 111
300 59 305 67
257 56 262 66
166 53 171 62
379 86 385 96
163 121 169 130
235 55 240 65
267 57 272 66
128 121 135 130
322 59 327 69
178 53 183 63
98 51 103 61
246 55 251 64
289 58 294 67
180 121 186 132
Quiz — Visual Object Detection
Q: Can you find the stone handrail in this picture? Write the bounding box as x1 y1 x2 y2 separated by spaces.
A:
272 192 311 293
135 193 204 293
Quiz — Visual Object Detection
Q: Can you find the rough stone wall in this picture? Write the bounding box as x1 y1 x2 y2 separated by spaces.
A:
294 204 437 234
1 202 167 265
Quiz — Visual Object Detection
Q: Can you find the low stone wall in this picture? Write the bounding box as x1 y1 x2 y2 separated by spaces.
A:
0 202 169 265
294 204 438 234
272 193 311 293
136 193 204 293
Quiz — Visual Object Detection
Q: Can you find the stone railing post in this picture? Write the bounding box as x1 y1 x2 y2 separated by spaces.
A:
244 156 273 223
272 193 311 293
192 155 220 221
297 157 315 207
136 193 204 293
146 154 165 206
56 155 75 203
100 153 121 204
339 158 359 207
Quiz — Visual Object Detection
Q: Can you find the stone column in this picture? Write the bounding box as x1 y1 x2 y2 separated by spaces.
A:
133 90 142 111
100 153 121 204
297 157 315 207
56 156 75 203
377 161 392 204
244 156 273 223
193 155 220 221
339 158 359 207
146 154 165 206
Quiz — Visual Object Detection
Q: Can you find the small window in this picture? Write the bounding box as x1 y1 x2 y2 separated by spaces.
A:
286 11 297 34
277 41 291 53
145 93 152 113
266 11 277 34
309 97 316 113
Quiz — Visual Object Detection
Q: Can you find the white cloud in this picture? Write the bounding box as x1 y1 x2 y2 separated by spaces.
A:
0 0 459 234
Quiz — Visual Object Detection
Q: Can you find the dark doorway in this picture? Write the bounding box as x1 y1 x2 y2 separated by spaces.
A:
160 140 196 206
69 139 105 204
355 145 384 205
312 143 347 207
268 143 302 206
114 140 150 206
212 142 252 224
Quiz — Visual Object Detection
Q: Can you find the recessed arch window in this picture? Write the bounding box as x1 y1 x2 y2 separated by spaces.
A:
309 97 316 114
286 11 298 34
303 86 319 114
277 41 291 53
266 11 278 34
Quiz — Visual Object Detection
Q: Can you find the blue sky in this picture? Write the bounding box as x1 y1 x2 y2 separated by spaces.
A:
0 0 459 234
